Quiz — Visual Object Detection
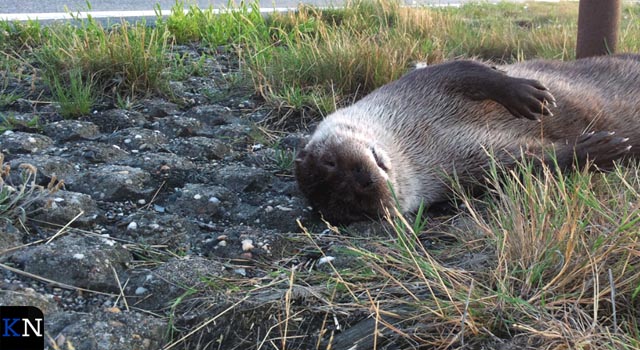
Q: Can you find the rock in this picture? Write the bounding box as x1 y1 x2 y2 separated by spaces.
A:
7 155 77 185
70 165 152 202
167 136 231 160
138 98 180 119
8 234 132 292
243 196 308 232
183 104 231 127
72 141 130 164
0 131 54 154
32 190 100 228
204 122 255 146
243 147 276 168
0 290 60 315
167 81 188 101
200 226 274 260
279 133 308 150
152 115 202 138
165 183 235 220
0 221 24 253
113 212 195 251
85 109 147 133
43 120 100 142
115 152 196 187
125 256 225 311
211 164 272 193
107 127 168 152
46 311 166 350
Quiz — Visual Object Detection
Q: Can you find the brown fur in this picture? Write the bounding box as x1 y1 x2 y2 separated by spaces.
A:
295 55 639 224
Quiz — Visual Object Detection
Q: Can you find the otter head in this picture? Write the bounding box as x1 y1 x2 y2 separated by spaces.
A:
295 134 394 225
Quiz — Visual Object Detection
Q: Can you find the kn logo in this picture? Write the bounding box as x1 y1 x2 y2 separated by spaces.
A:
0 306 44 350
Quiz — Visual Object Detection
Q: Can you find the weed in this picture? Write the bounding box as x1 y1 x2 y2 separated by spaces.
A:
48 68 95 118
0 59 24 109
0 19 49 52
0 93 19 109
272 145 295 173
0 113 41 133
0 153 63 225
166 52 208 81
114 94 135 110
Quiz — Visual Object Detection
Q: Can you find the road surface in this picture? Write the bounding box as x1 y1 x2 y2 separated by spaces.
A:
0 1 500 21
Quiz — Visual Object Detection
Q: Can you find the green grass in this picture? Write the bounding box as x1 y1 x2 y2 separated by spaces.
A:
0 114 40 133
47 68 95 118
159 0 269 46
3 0 638 120
34 18 172 101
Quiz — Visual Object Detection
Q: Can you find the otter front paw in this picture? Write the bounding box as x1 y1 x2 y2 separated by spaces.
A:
502 77 556 121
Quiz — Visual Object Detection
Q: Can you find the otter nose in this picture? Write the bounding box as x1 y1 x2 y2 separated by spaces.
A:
353 166 373 188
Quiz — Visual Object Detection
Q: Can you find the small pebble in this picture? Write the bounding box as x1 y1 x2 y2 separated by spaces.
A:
276 205 293 211
318 256 335 266
127 222 138 231
241 239 254 252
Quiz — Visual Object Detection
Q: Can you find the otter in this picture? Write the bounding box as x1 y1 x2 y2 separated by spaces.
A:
295 54 639 224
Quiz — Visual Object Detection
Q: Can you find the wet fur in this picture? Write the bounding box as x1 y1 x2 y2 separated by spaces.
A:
296 55 640 224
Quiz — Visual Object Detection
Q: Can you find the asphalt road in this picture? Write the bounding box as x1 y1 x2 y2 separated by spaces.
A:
0 0 488 18
0 1 341 14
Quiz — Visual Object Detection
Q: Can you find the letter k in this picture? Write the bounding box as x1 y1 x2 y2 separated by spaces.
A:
3 318 20 336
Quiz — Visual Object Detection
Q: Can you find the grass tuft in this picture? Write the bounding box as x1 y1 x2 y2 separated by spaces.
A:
32 17 172 113
48 68 95 118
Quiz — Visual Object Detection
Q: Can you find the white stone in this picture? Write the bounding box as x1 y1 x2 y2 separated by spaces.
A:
241 239 254 252
318 256 335 265
135 287 149 295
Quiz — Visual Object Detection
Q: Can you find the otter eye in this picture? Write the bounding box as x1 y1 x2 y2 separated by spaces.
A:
370 147 388 171
321 155 337 168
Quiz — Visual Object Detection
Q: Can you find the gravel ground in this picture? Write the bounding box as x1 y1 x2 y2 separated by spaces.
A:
0 44 354 349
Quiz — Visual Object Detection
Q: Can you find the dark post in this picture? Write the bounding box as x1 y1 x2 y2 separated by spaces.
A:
576 0 621 58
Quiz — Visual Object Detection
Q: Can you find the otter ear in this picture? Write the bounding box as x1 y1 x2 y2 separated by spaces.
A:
371 146 390 172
